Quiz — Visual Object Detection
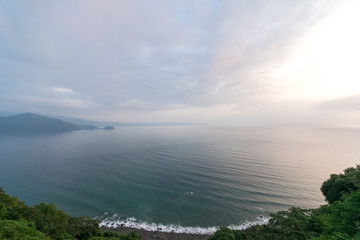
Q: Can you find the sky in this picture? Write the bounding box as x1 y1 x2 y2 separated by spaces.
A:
1 0 360 126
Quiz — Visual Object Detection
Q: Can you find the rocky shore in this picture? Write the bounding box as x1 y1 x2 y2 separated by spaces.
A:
101 226 211 240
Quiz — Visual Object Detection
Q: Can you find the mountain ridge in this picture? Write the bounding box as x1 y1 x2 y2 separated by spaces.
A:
0 112 99 134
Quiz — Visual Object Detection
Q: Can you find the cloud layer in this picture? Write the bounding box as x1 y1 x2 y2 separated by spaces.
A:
1 0 359 125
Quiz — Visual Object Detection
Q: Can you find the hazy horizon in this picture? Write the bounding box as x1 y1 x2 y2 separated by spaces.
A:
1 0 360 127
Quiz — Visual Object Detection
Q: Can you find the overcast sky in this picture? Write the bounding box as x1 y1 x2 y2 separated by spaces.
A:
1 0 360 126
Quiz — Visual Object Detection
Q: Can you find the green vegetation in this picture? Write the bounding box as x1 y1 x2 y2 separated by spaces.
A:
321 165 360 204
209 165 360 240
0 187 140 240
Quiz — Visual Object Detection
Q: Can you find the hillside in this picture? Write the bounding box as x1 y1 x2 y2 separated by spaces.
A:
0 112 99 134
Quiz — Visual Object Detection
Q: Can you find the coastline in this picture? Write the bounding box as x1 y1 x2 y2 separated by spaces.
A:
101 226 211 240
98 215 270 239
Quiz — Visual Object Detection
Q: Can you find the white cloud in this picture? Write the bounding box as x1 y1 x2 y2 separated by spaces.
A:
15 96 99 109
51 87 73 93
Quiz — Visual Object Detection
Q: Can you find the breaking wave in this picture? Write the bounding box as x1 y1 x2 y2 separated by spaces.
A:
97 214 270 235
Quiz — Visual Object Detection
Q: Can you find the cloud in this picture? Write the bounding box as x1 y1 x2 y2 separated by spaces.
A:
1 0 358 125
14 96 100 109
51 87 73 93
315 95 360 111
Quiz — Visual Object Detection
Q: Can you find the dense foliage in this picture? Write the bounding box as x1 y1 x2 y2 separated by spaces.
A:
0 188 140 240
210 165 360 240
321 165 360 204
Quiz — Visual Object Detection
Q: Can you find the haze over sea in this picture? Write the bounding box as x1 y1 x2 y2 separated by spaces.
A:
0 126 359 233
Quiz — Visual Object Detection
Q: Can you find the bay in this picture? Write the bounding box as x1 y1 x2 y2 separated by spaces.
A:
0 126 359 232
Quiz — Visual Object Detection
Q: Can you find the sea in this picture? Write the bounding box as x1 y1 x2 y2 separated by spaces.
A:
0 126 359 234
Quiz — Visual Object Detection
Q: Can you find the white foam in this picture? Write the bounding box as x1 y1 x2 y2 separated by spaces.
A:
98 215 270 235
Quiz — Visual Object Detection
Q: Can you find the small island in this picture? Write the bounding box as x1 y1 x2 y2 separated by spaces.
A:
103 126 115 130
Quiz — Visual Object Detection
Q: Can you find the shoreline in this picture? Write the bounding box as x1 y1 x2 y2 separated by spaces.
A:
98 216 270 239
101 226 211 240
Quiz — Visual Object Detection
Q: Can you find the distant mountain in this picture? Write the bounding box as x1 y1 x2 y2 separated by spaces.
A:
0 112 99 134
51 115 202 127
51 115 107 127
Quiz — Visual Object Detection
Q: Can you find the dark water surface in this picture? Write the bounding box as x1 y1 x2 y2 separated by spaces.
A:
0 126 359 232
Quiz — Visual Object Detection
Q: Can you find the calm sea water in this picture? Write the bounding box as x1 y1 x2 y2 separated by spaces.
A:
0 126 359 233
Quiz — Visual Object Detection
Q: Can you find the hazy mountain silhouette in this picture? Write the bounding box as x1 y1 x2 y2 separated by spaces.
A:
0 112 99 134
52 115 201 127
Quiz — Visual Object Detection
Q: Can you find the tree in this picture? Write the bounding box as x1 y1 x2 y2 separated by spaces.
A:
67 216 102 240
30 203 70 238
321 166 360 203
0 219 46 240
311 191 360 237
208 227 235 240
